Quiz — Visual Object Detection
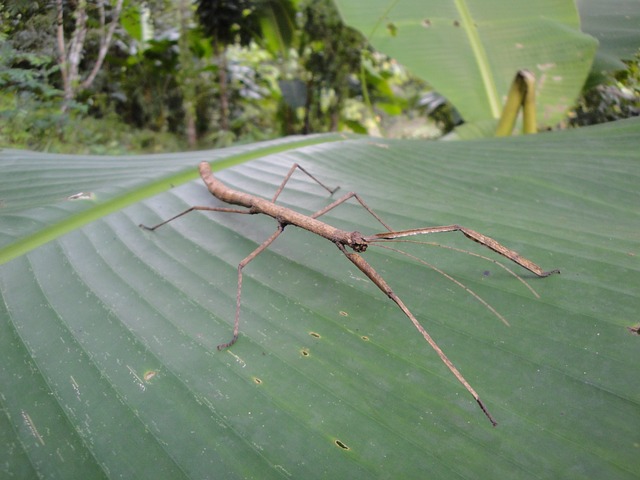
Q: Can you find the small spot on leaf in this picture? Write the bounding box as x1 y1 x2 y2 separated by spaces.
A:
537 62 556 71
253 377 262 384
301 349 310 357
143 370 157 382
453 20 460 27
422 18 431 28
309 331 321 339
334 439 350 450
67 192 95 201
361 336 369 341
387 22 397 37
339 311 349 317
627 324 640 335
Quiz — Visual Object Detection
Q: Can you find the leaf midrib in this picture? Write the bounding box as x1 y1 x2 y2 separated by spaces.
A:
454 0 500 117
0 136 345 266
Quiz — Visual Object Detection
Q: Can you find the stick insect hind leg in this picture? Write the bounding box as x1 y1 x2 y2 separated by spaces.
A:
140 164 344 350
139 205 280 351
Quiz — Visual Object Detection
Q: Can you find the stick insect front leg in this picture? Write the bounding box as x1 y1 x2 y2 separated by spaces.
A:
302 186 557 427
306 193 502 425
335 242 499 426
365 226 560 278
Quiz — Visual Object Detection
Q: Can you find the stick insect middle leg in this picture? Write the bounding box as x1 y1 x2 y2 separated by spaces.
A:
217 164 344 349
215 166 395 350
218 224 285 349
270 163 394 231
142 165 344 350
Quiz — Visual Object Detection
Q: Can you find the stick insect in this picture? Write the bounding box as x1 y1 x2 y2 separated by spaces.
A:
140 161 559 426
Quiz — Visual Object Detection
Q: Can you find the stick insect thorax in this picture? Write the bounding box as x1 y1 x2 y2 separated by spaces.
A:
199 162 370 252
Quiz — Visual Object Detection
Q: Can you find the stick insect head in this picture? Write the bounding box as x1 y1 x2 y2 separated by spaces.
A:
346 231 368 252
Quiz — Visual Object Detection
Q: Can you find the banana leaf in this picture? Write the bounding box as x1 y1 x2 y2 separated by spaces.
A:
334 0 598 128
577 0 640 72
1 119 639 478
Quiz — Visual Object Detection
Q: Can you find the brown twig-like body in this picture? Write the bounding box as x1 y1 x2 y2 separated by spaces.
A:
141 161 559 426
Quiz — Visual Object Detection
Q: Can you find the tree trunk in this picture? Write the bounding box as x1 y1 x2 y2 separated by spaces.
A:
303 78 313 134
178 0 197 147
214 40 230 132
55 0 124 112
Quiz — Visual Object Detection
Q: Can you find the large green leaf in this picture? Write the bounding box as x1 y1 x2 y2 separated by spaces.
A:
334 0 598 127
1 120 639 478
577 0 640 72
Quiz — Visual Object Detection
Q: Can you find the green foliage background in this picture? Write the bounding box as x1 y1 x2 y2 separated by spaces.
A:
335 0 598 128
1 0 638 152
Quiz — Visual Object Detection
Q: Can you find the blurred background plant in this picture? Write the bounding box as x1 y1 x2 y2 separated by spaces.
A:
567 51 640 127
0 0 638 153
